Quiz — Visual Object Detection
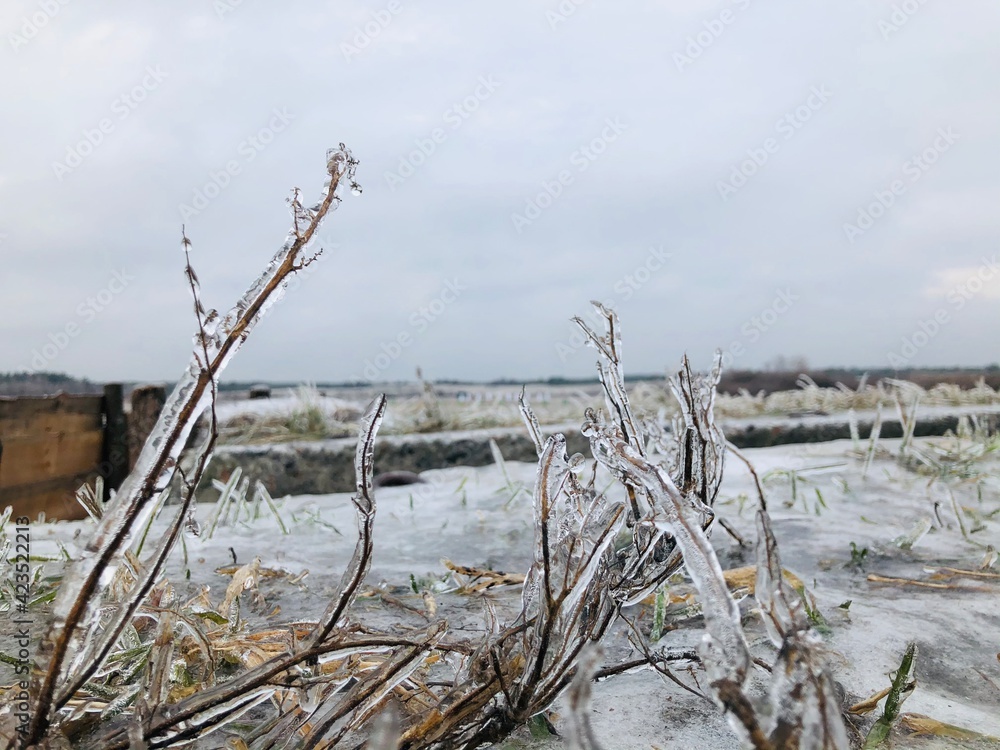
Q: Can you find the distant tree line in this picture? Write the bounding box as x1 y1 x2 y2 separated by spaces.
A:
3 365 998 399
0 371 102 396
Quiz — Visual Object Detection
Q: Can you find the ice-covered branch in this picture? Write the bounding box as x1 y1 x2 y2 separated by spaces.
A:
21 146 359 749
310 394 386 648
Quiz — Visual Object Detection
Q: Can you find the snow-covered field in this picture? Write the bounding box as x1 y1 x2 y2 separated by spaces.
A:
7 433 999 748
210 379 1000 445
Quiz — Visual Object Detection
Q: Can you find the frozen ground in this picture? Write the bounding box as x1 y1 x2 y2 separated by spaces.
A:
4 435 999 748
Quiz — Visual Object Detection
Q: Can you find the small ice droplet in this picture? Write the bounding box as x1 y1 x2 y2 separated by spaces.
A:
351 185 362 196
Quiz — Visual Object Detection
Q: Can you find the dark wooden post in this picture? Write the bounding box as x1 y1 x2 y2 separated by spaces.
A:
101 383 129 500
128 384 167 470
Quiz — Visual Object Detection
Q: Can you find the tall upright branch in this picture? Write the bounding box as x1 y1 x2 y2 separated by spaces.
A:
19 146 359 749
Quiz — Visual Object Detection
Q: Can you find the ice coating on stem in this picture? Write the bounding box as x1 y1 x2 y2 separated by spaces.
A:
755 510 849 749
755 509 801 647
25 145 358 747
310 394 386 647
58 495 201 706
301 626 445 747
576 305 725 607
568 305 747 680
573 302 644 456
520 432 622 644
437 419 623 740
518 388 545 456
766 630 849 750
565 644 604 750
602 438 750 686
668 352 726 507
38 371 216 703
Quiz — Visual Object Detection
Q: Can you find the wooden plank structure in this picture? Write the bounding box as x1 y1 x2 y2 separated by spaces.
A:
101 383 129 500
0 385 130 521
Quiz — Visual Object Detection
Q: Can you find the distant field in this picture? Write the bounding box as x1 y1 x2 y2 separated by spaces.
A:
5 368 1000 445
716 367 1000 395
208 373 1000 445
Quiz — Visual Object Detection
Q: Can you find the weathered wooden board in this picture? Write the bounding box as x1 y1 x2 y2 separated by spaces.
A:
0 431 104 488
0 394 105 520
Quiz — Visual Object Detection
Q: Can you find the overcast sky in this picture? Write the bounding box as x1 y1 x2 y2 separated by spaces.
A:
2 1 998 383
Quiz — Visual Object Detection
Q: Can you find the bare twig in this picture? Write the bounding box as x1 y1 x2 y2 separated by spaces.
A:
727 442 768 511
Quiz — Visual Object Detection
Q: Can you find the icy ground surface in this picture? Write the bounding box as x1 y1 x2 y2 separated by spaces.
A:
6 436 1000 748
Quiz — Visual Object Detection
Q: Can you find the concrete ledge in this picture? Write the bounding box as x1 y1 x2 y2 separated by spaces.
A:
201 407 1000 497
726 410 1000 448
